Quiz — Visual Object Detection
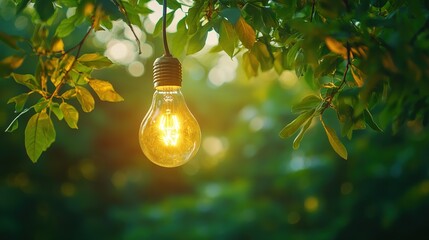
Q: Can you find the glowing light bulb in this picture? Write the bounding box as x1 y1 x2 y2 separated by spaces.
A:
139 56 201 167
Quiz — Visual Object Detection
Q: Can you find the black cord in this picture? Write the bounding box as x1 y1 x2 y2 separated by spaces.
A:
163 0 171 56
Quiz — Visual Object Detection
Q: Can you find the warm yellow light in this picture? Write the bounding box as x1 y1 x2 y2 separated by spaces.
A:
139 86 201 168
159 110 180 146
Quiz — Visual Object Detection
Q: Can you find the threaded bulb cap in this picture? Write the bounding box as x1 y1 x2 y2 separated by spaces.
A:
153 55 182 88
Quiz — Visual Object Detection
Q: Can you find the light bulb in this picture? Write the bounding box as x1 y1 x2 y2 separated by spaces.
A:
139 56 201 167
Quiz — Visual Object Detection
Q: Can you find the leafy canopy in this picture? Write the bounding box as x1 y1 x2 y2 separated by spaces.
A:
1 0 429 162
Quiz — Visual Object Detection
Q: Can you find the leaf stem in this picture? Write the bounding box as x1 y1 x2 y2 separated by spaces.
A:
50 23 94 102
111 0 142 54
321 42 351 114
310 0 316 22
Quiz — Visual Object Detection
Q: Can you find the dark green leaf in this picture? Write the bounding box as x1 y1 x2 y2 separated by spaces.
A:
60 102 79 129
279 109 315 139
364 108 383 132
34 0 55 22
219 8 241 25
16 0 31 14
7 93 29 113
25 111 56 163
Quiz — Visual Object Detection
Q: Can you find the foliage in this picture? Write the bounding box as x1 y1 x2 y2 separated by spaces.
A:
1 0 429 161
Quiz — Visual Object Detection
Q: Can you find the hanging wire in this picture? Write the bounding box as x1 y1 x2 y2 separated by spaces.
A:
162 0 171 56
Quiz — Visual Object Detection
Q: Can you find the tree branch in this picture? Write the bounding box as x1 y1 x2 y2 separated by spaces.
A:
111 0 142 54
49 23 94 102
321 42 351 114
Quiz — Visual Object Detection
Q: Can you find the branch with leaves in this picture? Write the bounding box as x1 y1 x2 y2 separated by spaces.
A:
1 0 429 162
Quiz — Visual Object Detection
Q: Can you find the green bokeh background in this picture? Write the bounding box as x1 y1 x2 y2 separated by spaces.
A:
1 1 429 239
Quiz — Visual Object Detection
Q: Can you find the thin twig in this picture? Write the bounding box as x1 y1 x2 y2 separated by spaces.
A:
321 42 351 114
310 0 316 22
49 24 94 101
111 0 142 54
410 19 429 44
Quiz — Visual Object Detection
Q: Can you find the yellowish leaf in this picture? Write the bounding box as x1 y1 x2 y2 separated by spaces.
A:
242 51 259 78
351 65 365 87
325 37 348 59
235 17 256 49
51 38 64 53
75 86 95 112
88 79 124 102
321 119 348 160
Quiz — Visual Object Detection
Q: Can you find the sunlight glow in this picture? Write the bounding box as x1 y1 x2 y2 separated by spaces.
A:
128 61 145 77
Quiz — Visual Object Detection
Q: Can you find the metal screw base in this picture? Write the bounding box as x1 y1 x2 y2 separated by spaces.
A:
153 55 182 88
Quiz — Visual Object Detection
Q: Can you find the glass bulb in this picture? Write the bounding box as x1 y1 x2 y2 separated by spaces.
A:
139 86 201 167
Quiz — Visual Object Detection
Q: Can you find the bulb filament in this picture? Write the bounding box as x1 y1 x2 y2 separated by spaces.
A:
159 109 180 146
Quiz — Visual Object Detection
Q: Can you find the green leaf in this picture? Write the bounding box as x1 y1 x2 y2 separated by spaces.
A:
0 31 24 50
50 102 64 120
279 109 315 139
293 117 313 149
75 86 95 112
235 17 256 49
364 108 383 132
170 17 188 57
25 111 56 163
60 102 79 129
242 50 259 78
16 0 31 14
153 11 175 37
62 89 76 99
186 0 206 35
321 119 348 160
219 19 237 57
88 79 124 102
0 56 24 77
187 23 210 55
156 0 181 10
11 73 39 90
219 8 241 25
33 99 49 113
78 53 112 69
7 93 29 113
55 15 78 37
34 0 55 22
292 95 322 113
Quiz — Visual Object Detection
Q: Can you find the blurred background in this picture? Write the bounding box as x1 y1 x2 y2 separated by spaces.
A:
1 1 429 239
